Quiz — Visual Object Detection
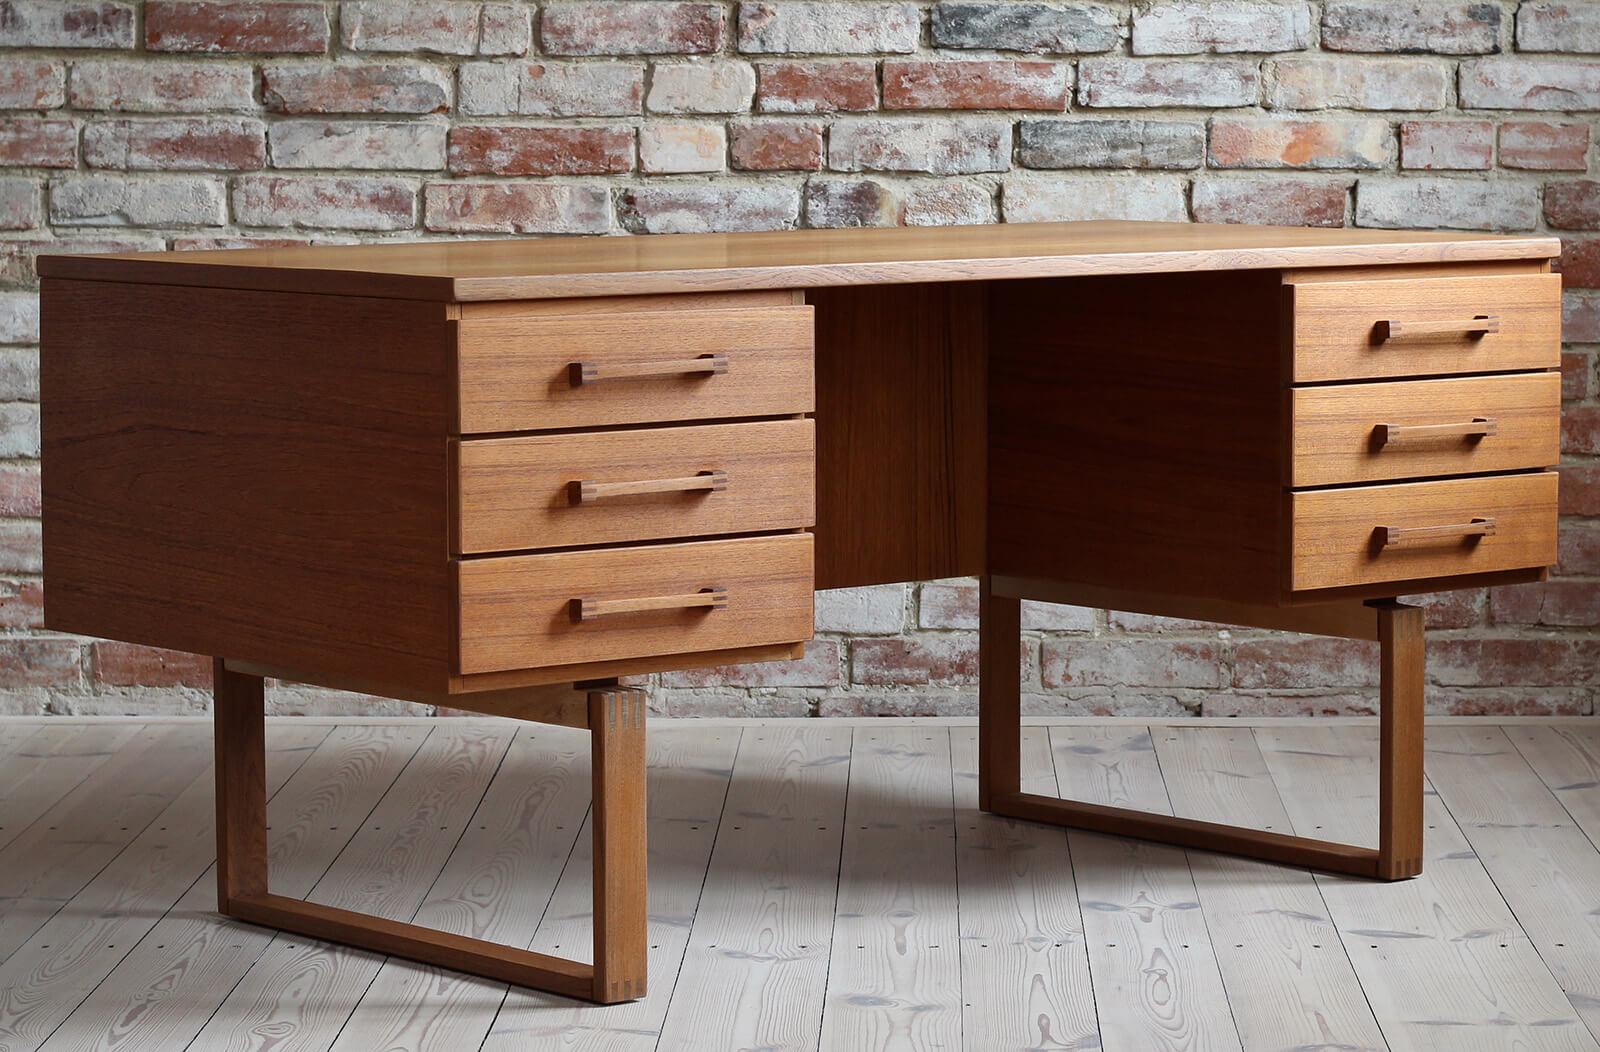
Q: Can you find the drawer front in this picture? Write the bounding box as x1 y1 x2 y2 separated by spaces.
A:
1288 273 1560 383
456 533 813 674
1290 472 1557 593
457 306 814 433
1289 372 1560 487
456 419 815 554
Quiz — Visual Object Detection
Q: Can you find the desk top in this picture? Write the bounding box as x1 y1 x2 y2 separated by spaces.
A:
39 219 1558 303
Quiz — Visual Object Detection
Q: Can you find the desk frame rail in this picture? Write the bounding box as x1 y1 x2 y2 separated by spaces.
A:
977 578 1425 881
212 660 649 1003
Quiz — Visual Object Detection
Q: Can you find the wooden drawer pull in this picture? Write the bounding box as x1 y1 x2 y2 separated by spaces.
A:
574 470 728 503
1377 316 1499 342
1375 417 1498 445
570 354 729 385
1380 517 1496 548
575 588 728 621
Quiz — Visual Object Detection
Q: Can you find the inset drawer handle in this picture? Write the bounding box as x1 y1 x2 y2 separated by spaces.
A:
1376 316 1499 342
573 470 728 503
574 588 728 620
570 354 729 385
1379 517 1496 548
1375 418 1497 445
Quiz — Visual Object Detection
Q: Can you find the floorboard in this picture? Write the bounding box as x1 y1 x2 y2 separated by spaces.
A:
7 717 1600 1051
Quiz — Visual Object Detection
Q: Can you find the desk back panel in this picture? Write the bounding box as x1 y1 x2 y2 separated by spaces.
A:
810 282 986 590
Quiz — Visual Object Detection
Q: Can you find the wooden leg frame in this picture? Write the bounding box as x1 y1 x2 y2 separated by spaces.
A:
212 659 649 1003
978 578 1426 881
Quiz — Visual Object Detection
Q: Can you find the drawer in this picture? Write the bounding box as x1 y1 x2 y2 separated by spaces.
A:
1287 273 1560 383
456 306 814 433
456 533 813 675
455 419 815 554
1289 372 1560 487
1289 472 1557 593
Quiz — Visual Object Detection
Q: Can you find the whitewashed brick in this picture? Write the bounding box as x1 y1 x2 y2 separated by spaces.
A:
640 122 726 173
1356 177 1540 231
1266 57 1449 110
816 584 906 633
49 175 226 226
269 121 447 170
1003 173 1189 221
1078 58 1259 107
1460 57 1600 110
1519 1 1600 53
737 2 922 54
829 117 1011 174
648 61 756 113
1132 2 1313 55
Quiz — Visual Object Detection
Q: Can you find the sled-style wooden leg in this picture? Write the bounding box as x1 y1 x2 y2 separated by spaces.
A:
211 660 650 1002
976 585 1427 881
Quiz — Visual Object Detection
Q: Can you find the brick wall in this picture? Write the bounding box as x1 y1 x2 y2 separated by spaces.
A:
0 0 1595 718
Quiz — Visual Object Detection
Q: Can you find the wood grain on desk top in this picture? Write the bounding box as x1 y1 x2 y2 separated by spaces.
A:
36 220 1559 302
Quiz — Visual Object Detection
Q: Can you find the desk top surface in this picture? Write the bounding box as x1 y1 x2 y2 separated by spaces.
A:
40 220 1558 303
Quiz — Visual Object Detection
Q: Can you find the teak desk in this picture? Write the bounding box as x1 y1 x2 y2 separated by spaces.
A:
39 221 1564 1003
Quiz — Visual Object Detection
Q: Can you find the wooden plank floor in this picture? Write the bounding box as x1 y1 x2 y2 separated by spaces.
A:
4 717 1600 1052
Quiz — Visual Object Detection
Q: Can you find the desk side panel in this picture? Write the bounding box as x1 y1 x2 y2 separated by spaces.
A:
988 272 1285 604
41 278 455 691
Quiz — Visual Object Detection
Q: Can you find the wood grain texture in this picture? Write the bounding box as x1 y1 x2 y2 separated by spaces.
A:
951 727 1098 1052
214 659 267 911
457 419 815 554
1377 601 1425 880
1152 726 1387 1052
1427 726 1600 1040
657 725 851 1052
0 724 211 961
820 726 961 1051
0 723 326 1052
1289 471 1558 592
456 534 814 675
591 687 649 1003
41 278 455 694
189 725 515 1051
1290 372 1561 487
1509 725 1600 853
811 282 985 589
1288 272 1562 382
40 220 1558 301
43 725 431 1052
1258 725 1598 1051
0 722 142 854
1049 726 1243 1052
990 271 1286 604
977 575 1020 811
457 305 813 433
489 726 737 1052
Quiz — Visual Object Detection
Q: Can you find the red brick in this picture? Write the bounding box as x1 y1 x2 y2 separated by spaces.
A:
1432 689 1588 717
0 462 39 515
145 1 328 53
0 637 79 686
730 119 823 171
448 124 633 176
83 117 266 170
660 639 841 687
541 1 724 55
1210 117 1392 169
1548 179 1600 228
1400 120 1493 171
0 1 134 49
0 578 42 628
755 60 877 113
262 63 450 115
1232 637 1378 689
1040 639 1224 689
1430 638 1600 686
231 175 416 230
1559 237 1600 289
423 181 610 234
1560 525 1600 573
91 640 211 686
851 634 978 685
1192 177 1348 227
68 59 255 112
1500 121 1591 171
1562 463 1600 516
883 60 1070 111
1565 404 1600 454
0 59 65 108
1490 581 1600 627
1565 350 1595 401
0 118 76 168
1403 588 1484 629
